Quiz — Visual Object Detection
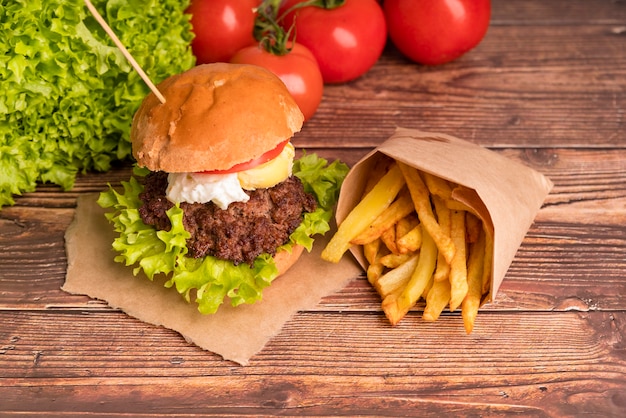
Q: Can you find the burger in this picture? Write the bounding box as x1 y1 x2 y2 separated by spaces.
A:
98 63 348 314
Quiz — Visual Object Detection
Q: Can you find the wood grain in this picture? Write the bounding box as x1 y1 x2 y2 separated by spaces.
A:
1 0 625 416
1 311 624 416
297 25 626 149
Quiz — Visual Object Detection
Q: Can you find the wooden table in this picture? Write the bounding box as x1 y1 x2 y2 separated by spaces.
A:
1 0 625 416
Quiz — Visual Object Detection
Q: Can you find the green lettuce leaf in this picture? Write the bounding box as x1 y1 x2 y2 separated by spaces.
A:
0 0 195 208
98 155 349 314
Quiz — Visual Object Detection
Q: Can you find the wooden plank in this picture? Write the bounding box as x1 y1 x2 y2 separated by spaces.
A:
0 311 624 416
2 216 623 312
297 24 626 149
1 2 625 416
1 377 623 417
491 0 626 25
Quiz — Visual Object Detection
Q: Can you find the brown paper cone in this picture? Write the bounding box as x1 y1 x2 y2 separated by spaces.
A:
335 127 553 301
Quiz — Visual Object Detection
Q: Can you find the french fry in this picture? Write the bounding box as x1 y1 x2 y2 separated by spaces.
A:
422 275 434 299
396 224 422 254
388 225 438 325
482 226 494 296
448 210 468 311
423 278 451 321
398 162 456 265
380 226 398 254
462 227 486 334
367 262 385 285
351 189 414 245
374 254 419 298
381 293 402 325
322 163 405 263
465 212 482 244
364 238 385 284
445 199 475 212
396 214 419 241
363 238 381 265
325 156 494 332
422 171 453 200
379 252 413 268
432 196 451 282
363 157 394 196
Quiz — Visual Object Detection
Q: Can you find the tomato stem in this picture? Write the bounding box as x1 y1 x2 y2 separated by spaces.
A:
292 0 346 9
254 0 347 56
254 0 293 56
279 0 346 20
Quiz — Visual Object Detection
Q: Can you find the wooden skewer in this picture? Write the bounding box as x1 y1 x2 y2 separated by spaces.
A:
84 0 166 104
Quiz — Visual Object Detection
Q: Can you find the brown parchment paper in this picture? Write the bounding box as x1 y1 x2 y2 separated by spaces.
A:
63 194 361 366
335 127 553 301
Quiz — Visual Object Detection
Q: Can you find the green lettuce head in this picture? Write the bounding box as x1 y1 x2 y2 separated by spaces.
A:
0 0 195 208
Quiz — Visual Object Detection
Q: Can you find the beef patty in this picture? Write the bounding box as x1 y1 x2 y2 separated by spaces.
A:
138 171 317 265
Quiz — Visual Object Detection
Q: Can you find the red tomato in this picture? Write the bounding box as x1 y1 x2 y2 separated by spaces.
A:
202 140 289 174
280 0 387 84
384 0 491 65
186 0 258 64
230 43 324 121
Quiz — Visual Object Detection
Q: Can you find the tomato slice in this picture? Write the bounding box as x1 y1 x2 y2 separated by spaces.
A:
200 140 290 174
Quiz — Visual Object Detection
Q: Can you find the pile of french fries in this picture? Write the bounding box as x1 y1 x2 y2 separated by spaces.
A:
322 157 493 333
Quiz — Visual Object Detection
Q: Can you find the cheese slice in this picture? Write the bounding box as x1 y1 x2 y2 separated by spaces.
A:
238 142 295 190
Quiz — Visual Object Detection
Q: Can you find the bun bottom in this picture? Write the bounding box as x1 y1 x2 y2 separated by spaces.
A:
274 244 304 277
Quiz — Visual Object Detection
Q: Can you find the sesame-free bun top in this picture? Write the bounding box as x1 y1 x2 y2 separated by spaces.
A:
131 63 304 172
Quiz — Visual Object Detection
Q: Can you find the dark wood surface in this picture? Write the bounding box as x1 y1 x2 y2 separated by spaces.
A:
1 1 625 416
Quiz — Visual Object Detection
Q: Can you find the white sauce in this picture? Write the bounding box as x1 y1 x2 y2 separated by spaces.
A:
166 172 249 210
